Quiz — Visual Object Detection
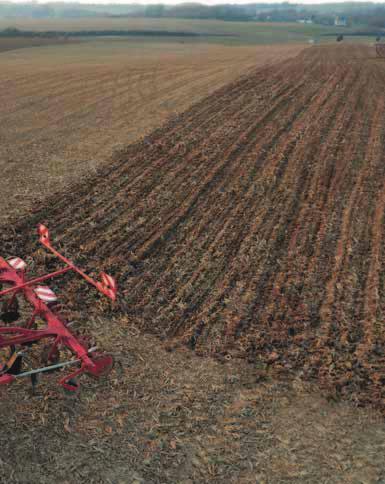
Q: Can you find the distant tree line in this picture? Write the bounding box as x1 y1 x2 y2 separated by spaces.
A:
0 26 236 39
0 1 385 28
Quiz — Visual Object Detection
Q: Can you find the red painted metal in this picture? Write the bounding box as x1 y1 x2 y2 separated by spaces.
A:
0 225 117 392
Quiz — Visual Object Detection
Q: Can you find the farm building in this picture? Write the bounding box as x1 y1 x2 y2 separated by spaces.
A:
334 16 348 26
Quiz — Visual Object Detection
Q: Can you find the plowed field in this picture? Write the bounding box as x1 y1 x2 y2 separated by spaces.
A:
3 44 385 414
0 41 302 223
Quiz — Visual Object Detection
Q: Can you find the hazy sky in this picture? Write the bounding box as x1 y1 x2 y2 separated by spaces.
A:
7 0 385 4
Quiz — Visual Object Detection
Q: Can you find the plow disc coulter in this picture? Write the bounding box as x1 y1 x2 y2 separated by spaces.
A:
0 225 117 393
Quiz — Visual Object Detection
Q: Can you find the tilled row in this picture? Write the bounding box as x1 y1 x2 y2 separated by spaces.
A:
3 44 385 411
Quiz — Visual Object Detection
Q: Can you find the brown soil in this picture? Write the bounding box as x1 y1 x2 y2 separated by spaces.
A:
1 322 385 483
0 41 302 223
1 43 385 483
0 36 74 53
5 43 384 410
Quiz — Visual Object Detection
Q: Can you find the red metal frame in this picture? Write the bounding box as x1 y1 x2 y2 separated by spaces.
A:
0 225 117 392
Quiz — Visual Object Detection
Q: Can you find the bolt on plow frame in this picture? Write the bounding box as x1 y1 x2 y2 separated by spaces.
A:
0 224 117 393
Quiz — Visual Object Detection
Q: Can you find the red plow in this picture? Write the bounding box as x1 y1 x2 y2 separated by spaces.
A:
0 225 117 393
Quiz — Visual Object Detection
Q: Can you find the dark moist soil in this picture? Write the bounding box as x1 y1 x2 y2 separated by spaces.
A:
1 319 385 483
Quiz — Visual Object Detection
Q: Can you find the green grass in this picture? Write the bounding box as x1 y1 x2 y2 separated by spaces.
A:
0 17 363 46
